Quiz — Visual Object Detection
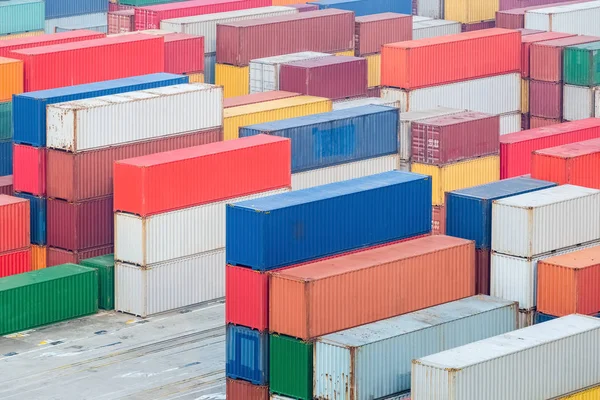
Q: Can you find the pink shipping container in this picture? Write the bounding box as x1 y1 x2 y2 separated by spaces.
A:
47 196 113 252
9 35 165 92
135 0 270 30
46 128 222 202
461 20 495 32
530 36 600 83
279 56 367 100
163 33 204 74
0 30 105 57
287 3 318 12
520 32 575 78
530 116 562 128
0 247 31 278
108 10 136 34
109 2 119 11
13 144 45 196
0 175 12 196
495 0 590 29
223 91 300 108
0 195 29 253
47 245 113 267
529 80 562 120
216 9 354 66
354 13 412 56
411 111 500 165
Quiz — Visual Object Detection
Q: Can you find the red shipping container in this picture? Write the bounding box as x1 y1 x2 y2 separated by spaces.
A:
226 378 269 400
9 35 165 92
354 13 412 56
216 9 354 67
529 80 562 120
461 20 495 32
522 113 530 130
47 196 113 252
108 10 136 35
381 28 520 90
109 2 119 11
163 33 204 74
135 0 270 30
0 195 29 253
0 247 31 278
531 138 600 188
495 0 590 29
530 116 561 129
114 134 291 216
530 36 600 83
279 56 367 100
286 3 318 12
0 30 105 57
520 32 575 78
366 86 380 97
476 248 491 295
432 205 446 236
0 175 12 196
411 111 500 165
499 118 600 178
47 128 221 202
13 144 45 196
47 245 113 267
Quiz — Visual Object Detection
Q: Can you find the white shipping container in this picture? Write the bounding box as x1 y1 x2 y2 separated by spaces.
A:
249 51 331 93
291 155 399 191
491 185 600 258
412 19 461 40
332 97 400 110
45 12 107 34
160 6 298 53
115 187 289 266
413 0 444 19
563 84 596 121
314 296 518 400
46 83 223 152
525 1 600 35
518 309 535 329
115 248 225 317
382 73 520 115
412 16 433 23
411 314 600 400
499 111 521 135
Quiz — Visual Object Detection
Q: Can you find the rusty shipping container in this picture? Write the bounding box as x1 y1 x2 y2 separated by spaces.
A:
279 56 367 100
354 13 412 56
0 175 12 195
411 111 500 165
520 32 575 77
46 245 113 268
269 235 476 339
223 91 300 108
216 9 354 66
530 80 562 119
46 128 221 202
0 195 29 253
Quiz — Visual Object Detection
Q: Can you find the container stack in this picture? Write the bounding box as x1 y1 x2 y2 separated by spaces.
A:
563 42 600 121
411 16 462 40
0 0 44 39
0 195 30 278
80 254 115 311
108 10 136 34
443 0 496 32
491 184 600 326
524 1 600 35
44 0 108 34
0 56 23 175
307 0 412 16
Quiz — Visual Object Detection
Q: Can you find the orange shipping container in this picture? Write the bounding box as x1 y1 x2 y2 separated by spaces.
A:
269 235 476 339
0 57 23 101
537 246 600 317
381 28 520 90
31 245 47 270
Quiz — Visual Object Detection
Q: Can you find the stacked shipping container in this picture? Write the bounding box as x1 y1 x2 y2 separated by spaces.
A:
0 195 30 278
562 42 600 121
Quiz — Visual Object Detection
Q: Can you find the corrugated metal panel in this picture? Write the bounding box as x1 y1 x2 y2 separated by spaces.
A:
0 247 31 278
564 85 595 121
12 144 45 196
0 58 23 102
227 378 270 400
559 385 600 399
31 244 46 270
381 73 520 114
14 192 46 245
564 42 600 86
108 10 135 34
224 91 301 108
0 31 105 58
226 171 432 271
115 248 225 317
365 54 380 88
499 112 522 135
530 80 562 119
491 185 600 258
226 324 269 385
315 296 517 400
203 53 216 84
518 308 535 328
0 31 44 40
80 254 115 310
309 0 412 16
0 139 12 175
0 101 11 141
525 2 600 35
215 64 249 98
44 13 108 34
412 19 462 40
354 13 412 56
46 245 113 267
46 84 222 153
186 72 204 83
411 314 600 400
0 195 29 253
45 0 107 19
0 0 44 36
0 175 12 196
332 97 399 110
414 0 444 18
270 334 313 400
521 78 529 113
444 0 498 22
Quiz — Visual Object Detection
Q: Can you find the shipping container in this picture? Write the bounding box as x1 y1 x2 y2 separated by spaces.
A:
563 85 598 121
0 247 31 278
186 72 204 83
354 13 412 56
521 78 530 113
0 139 11 175
227 171 432 271
492 184 600 258
500 118 600 178
249 52 330 93
216 9 354 67
0 31 44 41
12 144 45 196
531 115 562 128
518 28 545 35
46 245 113 267
308 0 411 16
0 175 12 196
518 308 536 328
525 2 600 35
461 20 496 32
411 314 600 400
314 296 518 400
381 73 521 114
80 254 115 311
332 97 399 110
226 378 269 400
9 34 165 92
501 0 576 10
412 19 462 40
31 244 46 270
0 195 29 253
224 91 301 108
0 29 104 58
45 0 107 19
0 57 23 102
224 95 332 141
0 0 44 36
560 386 600 399
285 3 319 11
499 112 522 134
444 0 499 22
496 1 588 29
475 248 491 294
158 33 204 74
240 105 397 172
520 32 575 78
44 13 108 35
564 41 600 86
365 53 381 87
12 72 188 147
522 112 531 129
215 63 249 98
14 192 46 245
530 79 562 119
119 0 187 5
411 155 500 206
226 324 269 385
108 10 136 34
270 334 312 399
0 101 11 141
413 0 444 18
269 235 475 339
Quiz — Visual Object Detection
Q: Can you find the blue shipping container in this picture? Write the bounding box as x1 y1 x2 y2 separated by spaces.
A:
44 0 108 19
308 0 411 16
14 192 46 245
0 0 44 36
535 312 600 325
226 171 432 271
0 140 12 176
226 325 269 385
12 73 189 147
239 105 398 173
445 177 557 249
204 53 216 84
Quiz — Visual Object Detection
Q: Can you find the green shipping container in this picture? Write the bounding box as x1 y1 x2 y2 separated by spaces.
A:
0 0 44 36
270 334 313 400
564 42 600 86
0 101 12 140
0 264 98 336
80 254 115 310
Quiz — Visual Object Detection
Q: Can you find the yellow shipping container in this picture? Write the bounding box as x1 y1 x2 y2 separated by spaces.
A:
444 0 497 23
521 78 529 114
31 245 47 271
216 64 249 98
412 155 500 205
186 72 204 83
0 30 44 40
0 57 23 102
366 53 381 88
560 386 600 399
224 95 332 140
334 50 354 56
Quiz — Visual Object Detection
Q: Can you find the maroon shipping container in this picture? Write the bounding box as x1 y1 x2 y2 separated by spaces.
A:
476 248 490 295
520 32 575 78
530 116 562 128
47 245 113 267
432 205 446 236
226 378 269 400
461 20 495 32
286 3 319 12
366 86 381 97
354 13 412 56
495 0 590 29
164 33 204 74
411 111 500 165
530 36 600 83
223 91 300 108
522 113 530 130
216 9 354 66
46 128 222 202
279 56 367 100
529 80 562 120
13 144 45 196
0 175 12 196
108 10 135 34
47 196 113 252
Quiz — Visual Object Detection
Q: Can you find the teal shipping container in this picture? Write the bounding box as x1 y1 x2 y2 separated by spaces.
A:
0 0 44 36
0 101 11 141
80 254 114 310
